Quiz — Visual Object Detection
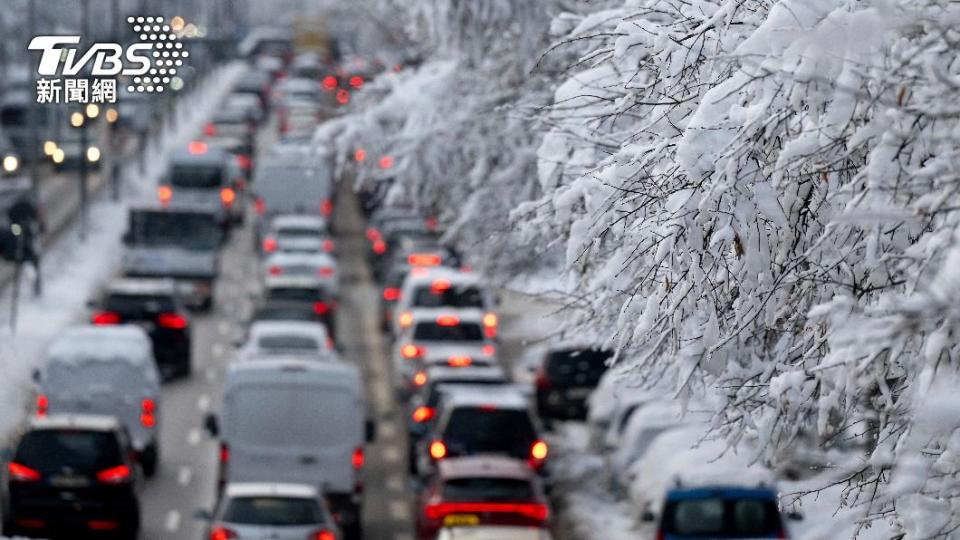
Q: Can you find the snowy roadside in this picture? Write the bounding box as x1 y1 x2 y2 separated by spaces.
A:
0 62 246 447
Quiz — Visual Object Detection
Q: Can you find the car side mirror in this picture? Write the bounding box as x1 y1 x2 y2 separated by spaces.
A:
203 413 220 438
193 508 213 522
787 511 804 522
365 418 377 443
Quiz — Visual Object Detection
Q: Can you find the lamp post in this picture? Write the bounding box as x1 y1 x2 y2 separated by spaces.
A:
69 103 101 240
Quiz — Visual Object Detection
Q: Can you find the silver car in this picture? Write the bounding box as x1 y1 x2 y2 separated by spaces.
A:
201 483 341 540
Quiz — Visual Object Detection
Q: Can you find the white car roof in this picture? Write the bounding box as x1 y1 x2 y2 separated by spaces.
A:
48 325 153 366
271 214 328 230
227 357 361 389
428 365 507 383
265 274 325 289
265 251 336 267
438 526 553 540
29 413 121 432
441 384 529 410
107 277 177 296
404 267 483 289
224 482 319 499
249 320 329 341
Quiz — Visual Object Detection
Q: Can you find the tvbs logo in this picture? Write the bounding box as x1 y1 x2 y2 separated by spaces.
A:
29 16 187 94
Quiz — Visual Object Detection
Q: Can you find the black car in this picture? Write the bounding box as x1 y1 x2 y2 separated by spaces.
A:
534 346 612 423
91 278 192 379
2 414 141 539
264 277 338 341
251 298 326 325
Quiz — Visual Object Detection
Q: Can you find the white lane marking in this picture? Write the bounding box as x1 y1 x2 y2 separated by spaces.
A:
178 466 192 486
386 474 404 492
211 342 225 358
379 421 397 441
205 366 218 382
197 394 211 412
389 500 410 521
187 428 201 446
382 445 401 464
165 510 181 532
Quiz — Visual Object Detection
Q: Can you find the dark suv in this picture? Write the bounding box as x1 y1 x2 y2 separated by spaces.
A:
90 278 192 379
2 414 141 539
646 485 792 539
534 346 612 423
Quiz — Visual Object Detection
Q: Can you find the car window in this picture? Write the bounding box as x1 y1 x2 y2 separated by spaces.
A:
443 408 537 454
129 210 221 250
413 323 483 342
222 497 323 526
46 361 147 391
442 477 534 502
663 497 782 537
169 164 223 188
230 386 356 448
412 285 484 309
267 287 325 302
105 293 176 317
15 430 123 472
277 226 322 237
545 349 611 386
254 306 316 322
258 334 319 352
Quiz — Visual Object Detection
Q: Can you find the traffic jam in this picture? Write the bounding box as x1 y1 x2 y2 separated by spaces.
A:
0 3 841 540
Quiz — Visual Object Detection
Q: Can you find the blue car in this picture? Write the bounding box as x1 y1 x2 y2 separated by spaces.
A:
648 485 791 539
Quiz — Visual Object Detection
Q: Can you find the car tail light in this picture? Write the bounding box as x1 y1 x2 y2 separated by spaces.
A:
14 518 45 528
401 344 424 359
8 462 41 482
36 394 48 417
430 279 451 294
254 197 266 215
91 311 122 325
219 443 230 464
313 301 331 315
379 155 394 170
535 367 551 390
321 75 337 90
408 253 441 266
310 530 336 540
141 398 157 428
203 123 216 136
397 311 413 327
336 89 350 105
88 520 120 530
210 526 237 540
268 265 283 276
447 356 472 367
655 533 665 540
96 464 131 484
188 141 208 154
349 75 364 89
413 371 428 387
157 185 173 204
424 502 548 522
322 239 335 253
482 344 496 357
220 187 236 207
531 439 549 462
372 240 386 255
425 216 438 231
352 446 364 470
318 266 335 278
429 440 447 460
436 315 459 326
365 227 380 241
235 154 252 170
412 406 435 423
483 312 498 338
262 237 277 253
383 287 401 301
157 312 187 330
320 199 334 217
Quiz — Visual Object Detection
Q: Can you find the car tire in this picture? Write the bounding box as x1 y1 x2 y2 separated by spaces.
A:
141 443 159 477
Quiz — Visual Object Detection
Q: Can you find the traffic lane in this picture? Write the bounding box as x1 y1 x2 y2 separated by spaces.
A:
139 216 259 540
333 179 415 540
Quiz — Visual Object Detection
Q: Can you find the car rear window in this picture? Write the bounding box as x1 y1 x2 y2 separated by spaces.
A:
46 361 148 391
222 497 322 526
443 408 537 454
258 335 319 352
412 285 484 309
277 226 323 237
267 287 328 302
414 323 483 342
545 349 611 386
254 306 316 322
129 210 221 250
15 430 123 472
662 497 782 537
443 478 535 502
170 164 223 188
105 293 176 317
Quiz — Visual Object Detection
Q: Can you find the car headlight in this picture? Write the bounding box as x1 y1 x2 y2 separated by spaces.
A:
43 140 57 156
52 148 65 164
2 155 18 173
86 146 101 163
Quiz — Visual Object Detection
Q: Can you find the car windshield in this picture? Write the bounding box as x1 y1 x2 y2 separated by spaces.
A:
15 430 123 473
412 285 484 309
662 497 782 537
169 164 223 189
105 294 176 318
413 322 483 342
221 497 322 526
444 408 537 455
442 477 535 502
258 335 319 352
129 211 221 250
545 349 611 386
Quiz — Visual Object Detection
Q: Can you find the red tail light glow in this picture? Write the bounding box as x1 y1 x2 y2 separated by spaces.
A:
408 253 441 266
535 367 551 390
320 199 334 216
401 344 424 359
379 155 394 169
436 315 460 327
203 123 216 136
397 311 413 327
188 141 208 155
262 237 278 253
311 530 336 540
413 371 428 387
8 462 41 482
96 464 131 484
92 311 122 325
429 440 447 460
430 279 451 293
140 398 157 428
336 89 350 105
352 446 365 470
372 240 386 255
268 265 283 276
321 75 337 90
483 312 498 338
210 526 237 540
36 394 48 417
322 239 335 253
235 154 252 170
412 406 436 423
219 443 230 464
157 312 187 330
382 288 401 301
447 356 472 367
254 197 266 215
482 344 496 357
318 267 335 278
531 439 549 461
220 187 236 207
355 149 367 162
365 227 380 241
313 301 331 315
349 75 364 89
87 520 121 530
424 501 549 522
157 185 173 204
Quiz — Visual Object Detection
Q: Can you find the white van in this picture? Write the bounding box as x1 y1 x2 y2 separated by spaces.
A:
205 357 373 540
36 325 162 476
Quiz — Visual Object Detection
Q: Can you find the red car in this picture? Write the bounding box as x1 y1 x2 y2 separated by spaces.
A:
415 457 550 540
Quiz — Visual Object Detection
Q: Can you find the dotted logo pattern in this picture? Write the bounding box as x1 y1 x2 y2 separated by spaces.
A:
125 16 189 93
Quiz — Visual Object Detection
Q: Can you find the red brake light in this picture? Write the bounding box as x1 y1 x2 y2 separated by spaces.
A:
531 439 549 461
220 187 236 207
379 155 394 169
235 154 252 170
447 356 472 367
322 239 335 253
210 526 237 540
413 371 428 387
254 197 266 215
397 311 413 328
188 140 208 154
141 398 157 428
92 311 122 325
268 265 283 276
429 440 447 460
535 367 551 390
424 502 548 522
87 520 121 530
311 530 336 540
372 240 386 255
482 312 498 338
436 315 459 327
157 312 187 330
313 301 330 315
36 394 48 417
412 406 435 423
8 462 41 482
203 123 216 136
219 443 230 464
408 253 441 266
352 446 365 470
354 149 367 162
382 287 401 301
318 267 334 278
482 344 496 357
425 216 439 231
320 199 334 216
365 227 380 241
336 89 349 105
157 185 173 204
349 75 364 88
401 344 423 359
96 464 131 484
262 237 278 253
430 279 451 293
321 75 337 90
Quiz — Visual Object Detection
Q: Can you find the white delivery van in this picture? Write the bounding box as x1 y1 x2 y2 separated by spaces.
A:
206 356 373 540
37 325 162 476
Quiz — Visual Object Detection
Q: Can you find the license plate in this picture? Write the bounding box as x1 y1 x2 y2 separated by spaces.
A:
443 514 480 527
50 475 90 488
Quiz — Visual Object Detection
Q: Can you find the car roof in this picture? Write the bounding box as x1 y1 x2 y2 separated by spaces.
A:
48 325 153 365
404 267 482 288
428 365 507 383
224 482 319 499
440 384 529 410
266 251 336 266
265 274 326 289
249 320 328 338
665 485 778 501
438 456 535 480
410 309 485 325
28 413 121 432
227 357 360 386
271 214 328 229
106 277 177 296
